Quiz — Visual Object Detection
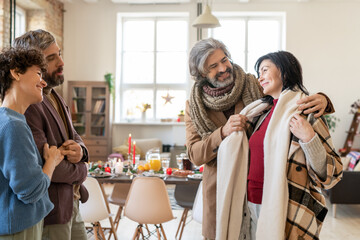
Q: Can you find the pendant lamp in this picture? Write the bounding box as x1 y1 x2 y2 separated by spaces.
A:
192 2 220 28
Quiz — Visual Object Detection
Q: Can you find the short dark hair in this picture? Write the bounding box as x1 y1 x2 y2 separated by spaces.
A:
0 47 47 101
12 29 56 51
254 51 308 104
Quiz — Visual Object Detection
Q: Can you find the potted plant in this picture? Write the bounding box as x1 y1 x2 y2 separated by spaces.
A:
324 114 340 133
137 103 151 121
178 110 185 122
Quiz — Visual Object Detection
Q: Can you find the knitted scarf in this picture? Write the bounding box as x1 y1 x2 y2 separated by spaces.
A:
189 64 263 139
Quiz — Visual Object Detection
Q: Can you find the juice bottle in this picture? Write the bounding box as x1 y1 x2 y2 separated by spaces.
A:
149 159 161 171
146 147 161 172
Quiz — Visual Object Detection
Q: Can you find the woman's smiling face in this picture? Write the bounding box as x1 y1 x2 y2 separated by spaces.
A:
258 59 283 99
18 65 47 104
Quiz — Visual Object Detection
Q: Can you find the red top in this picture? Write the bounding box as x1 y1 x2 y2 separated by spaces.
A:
247 99 278 204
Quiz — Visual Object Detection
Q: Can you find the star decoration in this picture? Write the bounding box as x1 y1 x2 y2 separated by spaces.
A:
162 92 175 104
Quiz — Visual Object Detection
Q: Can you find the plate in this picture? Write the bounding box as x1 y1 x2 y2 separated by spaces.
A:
89 172 112 178
142 171 166 178
171 170 194 178
170 174 188 178
187 174 203 180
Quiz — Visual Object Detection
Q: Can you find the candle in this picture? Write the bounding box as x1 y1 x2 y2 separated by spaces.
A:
128 134 131 155
115 161 123 174
133 141 136 165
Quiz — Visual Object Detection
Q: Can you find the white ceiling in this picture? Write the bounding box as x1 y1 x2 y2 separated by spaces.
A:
81 0 360 4
17 0 43 9
52 0 360 4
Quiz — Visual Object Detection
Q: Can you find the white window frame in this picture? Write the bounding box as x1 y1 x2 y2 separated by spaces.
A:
209 12 286 73
15 5 26 38
115 12 189 122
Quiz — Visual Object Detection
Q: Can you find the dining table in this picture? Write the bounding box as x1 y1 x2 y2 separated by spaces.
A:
94 173 202 185
89 172 202 239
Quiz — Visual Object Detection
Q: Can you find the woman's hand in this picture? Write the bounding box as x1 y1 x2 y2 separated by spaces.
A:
221 114 248 138
43 143 64 167
42 143 64 179
289 114 315 143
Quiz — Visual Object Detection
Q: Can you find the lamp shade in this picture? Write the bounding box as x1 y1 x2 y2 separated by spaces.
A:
192 5 220 28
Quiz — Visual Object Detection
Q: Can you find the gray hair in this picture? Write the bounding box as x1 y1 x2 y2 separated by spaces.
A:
12 29 56 51
189 38 232 81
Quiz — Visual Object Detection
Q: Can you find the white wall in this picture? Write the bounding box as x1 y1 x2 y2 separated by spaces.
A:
64 0 360 150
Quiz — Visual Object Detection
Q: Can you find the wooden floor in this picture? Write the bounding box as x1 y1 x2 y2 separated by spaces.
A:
88 184 360 240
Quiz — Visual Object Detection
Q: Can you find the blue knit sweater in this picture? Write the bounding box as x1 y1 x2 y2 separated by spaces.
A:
0 107 53 235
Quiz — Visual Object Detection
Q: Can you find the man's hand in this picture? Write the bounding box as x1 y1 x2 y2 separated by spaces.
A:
297 93 327 118
289 113 315 143
221 114 248 139
60 140 83 163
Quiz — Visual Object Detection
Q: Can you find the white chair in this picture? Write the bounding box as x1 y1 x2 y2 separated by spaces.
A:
107 183 131 238
107 138 163 232
124 177 174 240
192 181 203 224
80 177 117 240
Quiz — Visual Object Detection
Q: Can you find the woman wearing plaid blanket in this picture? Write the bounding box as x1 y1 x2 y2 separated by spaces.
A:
216 51 343 240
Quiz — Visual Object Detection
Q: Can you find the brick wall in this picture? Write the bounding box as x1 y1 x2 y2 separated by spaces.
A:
27 0 64 50
0 1 3 50
0 0 64 50
1 0 11 49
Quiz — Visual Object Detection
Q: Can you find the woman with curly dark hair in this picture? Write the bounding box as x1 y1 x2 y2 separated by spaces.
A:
0 48 63 239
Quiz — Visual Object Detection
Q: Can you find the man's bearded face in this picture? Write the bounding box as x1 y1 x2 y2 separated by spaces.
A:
42 43 65 89
204 49 234 88
207 66 234 88
43 66 64 88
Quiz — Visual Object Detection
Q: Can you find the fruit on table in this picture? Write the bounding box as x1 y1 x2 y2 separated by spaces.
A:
137 165 145 172
89 163 104 172
199 166 204 173
144 163 150 171
166 168 172 175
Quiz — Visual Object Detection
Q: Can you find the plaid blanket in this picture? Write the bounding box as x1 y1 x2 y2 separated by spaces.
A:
347 151 360 170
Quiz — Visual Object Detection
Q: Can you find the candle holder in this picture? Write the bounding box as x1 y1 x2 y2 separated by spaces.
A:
126 154 134 176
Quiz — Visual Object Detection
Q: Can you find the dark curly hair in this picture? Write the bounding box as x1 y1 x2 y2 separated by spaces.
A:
0 47 47 101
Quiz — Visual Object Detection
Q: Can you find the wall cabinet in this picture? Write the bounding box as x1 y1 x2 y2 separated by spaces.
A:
68 81 110 161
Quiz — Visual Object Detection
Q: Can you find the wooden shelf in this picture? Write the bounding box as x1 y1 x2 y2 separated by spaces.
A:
341 112 360 156
68 81 110 162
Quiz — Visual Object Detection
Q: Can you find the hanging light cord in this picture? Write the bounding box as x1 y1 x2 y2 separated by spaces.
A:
197 1 202 41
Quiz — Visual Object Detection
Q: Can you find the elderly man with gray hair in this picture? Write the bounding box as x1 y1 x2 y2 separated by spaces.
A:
185 38 333 240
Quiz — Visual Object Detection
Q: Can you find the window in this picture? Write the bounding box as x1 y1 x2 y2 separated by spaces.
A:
15 6 26 38
116 13 189 122
209 13 285 75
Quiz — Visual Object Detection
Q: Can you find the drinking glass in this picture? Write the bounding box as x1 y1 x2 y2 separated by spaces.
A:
108 157 117 174
176 154 183 170
146 148 161 172
161 157 170 172
149 159 161 171
135 154 140 163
